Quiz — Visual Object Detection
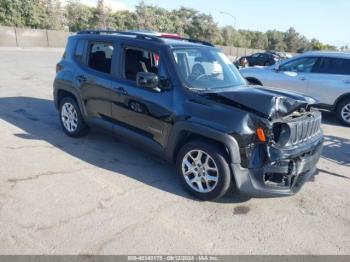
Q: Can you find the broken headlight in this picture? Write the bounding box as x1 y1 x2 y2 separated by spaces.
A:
272 123 291 146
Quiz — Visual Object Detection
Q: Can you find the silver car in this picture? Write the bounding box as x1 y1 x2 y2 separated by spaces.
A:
240 51 350 126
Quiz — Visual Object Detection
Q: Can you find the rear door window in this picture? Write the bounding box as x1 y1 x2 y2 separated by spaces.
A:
314 57 350 75
87 42 114 74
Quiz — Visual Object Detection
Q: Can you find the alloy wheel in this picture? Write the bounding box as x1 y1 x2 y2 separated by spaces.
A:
61 102 78 132
341 103 350 123
181 149 219 193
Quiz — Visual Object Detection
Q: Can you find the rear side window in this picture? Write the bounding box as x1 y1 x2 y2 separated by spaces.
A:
74 40 85 62
314 58 350 75
88 42 114 74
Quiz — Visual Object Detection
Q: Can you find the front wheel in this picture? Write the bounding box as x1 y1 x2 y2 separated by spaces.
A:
336 98 350 127
176 140 232 201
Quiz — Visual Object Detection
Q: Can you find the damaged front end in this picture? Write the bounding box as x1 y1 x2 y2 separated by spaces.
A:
205 86 323 197
236 106 323 197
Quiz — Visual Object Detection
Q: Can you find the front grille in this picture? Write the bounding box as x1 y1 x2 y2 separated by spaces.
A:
288 111 322 146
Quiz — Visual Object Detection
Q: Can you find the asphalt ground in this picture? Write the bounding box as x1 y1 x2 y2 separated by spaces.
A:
0 48 349 254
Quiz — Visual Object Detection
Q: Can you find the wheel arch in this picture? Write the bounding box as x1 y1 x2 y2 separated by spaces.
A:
334 93 350 110
245 77 263 86
55 87 88 120
165 122 241 165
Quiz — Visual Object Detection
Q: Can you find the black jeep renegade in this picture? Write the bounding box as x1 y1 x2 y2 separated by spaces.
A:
53 30 323 200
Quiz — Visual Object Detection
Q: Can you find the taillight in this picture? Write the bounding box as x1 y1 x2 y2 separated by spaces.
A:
56 63 63 74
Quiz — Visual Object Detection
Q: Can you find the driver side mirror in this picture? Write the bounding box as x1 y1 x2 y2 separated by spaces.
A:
136 72 159 90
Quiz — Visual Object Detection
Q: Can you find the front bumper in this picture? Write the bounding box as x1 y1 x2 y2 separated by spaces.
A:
231 136 323 197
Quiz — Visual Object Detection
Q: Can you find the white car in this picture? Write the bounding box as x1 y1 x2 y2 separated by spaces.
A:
240 51 350 126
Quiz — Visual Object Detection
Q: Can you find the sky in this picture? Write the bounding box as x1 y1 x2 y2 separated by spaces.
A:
80 0 350 47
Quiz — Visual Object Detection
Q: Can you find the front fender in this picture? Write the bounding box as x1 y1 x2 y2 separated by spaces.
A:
164 121 241 164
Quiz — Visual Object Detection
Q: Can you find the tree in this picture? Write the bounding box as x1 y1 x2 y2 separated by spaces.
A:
135 1 175 32
0 0 24 27
65 0 94 32
112 10 138 30
266 30 287 51
171 7 198 37
95 0 114 29
249 31 268 49
284 27 300 52
0 0 46 28
221 26 235 46
0 0 336 52
185 13 222 43
43 0 65 30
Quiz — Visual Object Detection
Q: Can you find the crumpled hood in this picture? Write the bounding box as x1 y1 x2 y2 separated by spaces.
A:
204 85 317 119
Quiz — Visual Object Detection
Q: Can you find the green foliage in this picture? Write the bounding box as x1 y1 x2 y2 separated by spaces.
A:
65 0 94 32
0 0 339 52
112 11 138 31
43 0 65 30
0 0 46 28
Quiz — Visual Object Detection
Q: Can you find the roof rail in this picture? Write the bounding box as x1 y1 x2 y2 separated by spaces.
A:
77 30 214 47
77 30 165 43
183 38 214 47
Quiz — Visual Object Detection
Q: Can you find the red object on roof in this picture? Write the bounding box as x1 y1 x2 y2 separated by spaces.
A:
159 33 182 39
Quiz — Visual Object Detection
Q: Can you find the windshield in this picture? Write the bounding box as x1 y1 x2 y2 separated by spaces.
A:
172 48 246 90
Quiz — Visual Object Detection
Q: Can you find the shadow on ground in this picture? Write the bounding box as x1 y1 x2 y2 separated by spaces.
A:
0 96 250 203
322 134 350 167
321 111 341 126
319 110 350 167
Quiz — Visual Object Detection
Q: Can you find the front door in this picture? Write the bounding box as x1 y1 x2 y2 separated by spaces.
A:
111 45 174 147
265 56 317 95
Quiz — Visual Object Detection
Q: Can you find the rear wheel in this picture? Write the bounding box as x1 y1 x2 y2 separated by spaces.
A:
176 140 232 201
59 97 89 137
336 98 350 127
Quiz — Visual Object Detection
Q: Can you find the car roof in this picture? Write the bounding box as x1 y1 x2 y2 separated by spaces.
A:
72 30 215 49
301 51 350 59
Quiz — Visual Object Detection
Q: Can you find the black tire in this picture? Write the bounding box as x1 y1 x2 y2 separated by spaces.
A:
176 140 232 201
59 97 89 137
336 98 350 127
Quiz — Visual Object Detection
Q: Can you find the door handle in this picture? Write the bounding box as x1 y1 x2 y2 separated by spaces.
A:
300 77 307 81
344 79 350 84
113 86 128 96
76 75 87 83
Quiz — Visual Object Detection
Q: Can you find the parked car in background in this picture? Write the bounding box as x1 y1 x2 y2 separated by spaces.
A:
265 50 292 59
236 52 280 67
240 51 350 126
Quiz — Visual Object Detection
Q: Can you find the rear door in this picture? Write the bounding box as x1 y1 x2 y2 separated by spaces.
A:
264 56 317 95
76 40 116 125
305 57 350 105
